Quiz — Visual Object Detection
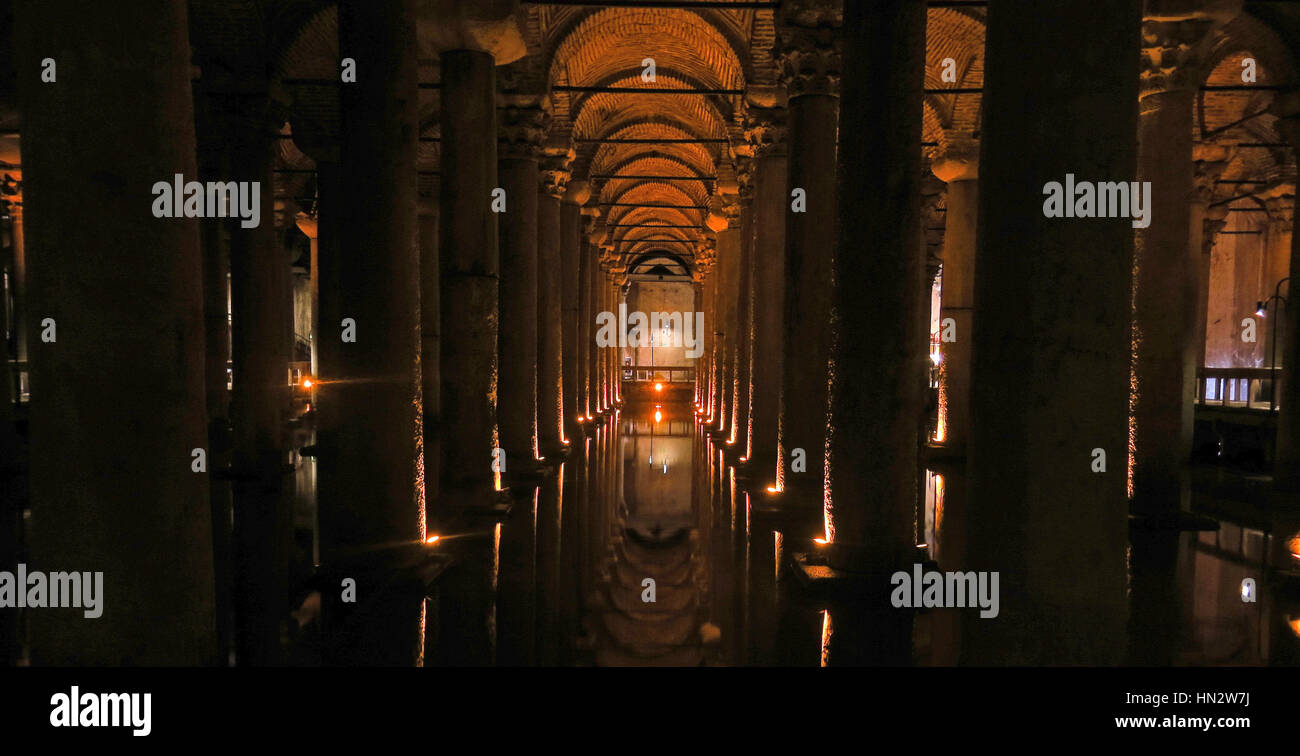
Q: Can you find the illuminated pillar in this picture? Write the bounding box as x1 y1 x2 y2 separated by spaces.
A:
497 95 547 475
17 0 215 664
563 181 590 435
1131 26 1204 513
775 4 839 503
963 0 1139 665
745 103 788 490
317 0 422 664
932 145 978 454
439 47 499 499
541 155 571 450
734 161 755 455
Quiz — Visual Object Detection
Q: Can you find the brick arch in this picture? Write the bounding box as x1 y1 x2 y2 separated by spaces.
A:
542 7 750 92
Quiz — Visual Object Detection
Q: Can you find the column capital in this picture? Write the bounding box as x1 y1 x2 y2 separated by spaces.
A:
1191 142 1234 203
1 173 22 208
1139 10 1238 99
930 139 979 183
295 211 318 240
497 93 550 161
539 146 574 199
744 104 788 158
774 0 842 99
735 156 755 202
1266 194 1294 233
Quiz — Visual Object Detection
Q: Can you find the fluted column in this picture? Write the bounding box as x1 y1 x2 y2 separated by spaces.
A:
774 5 840 501
497 95 547 475
932 144 978 455
745 103 788 490
16 0 215 664
963 0 1140 665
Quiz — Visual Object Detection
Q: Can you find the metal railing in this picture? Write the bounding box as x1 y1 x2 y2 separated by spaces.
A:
1198 367 1279 411
623 364 695 383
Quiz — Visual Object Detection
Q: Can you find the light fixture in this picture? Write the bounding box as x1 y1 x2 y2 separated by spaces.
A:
1256 300 1267 317
425 534 440 545
654 382 663 392
930 351 942 366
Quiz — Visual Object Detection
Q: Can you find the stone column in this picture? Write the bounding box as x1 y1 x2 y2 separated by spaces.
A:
562 182 590 426
774 4 840 502
317 0 422 664
576 234 592 424
1131 16 1219 514
745 103 788 490
228 102 292 666
497 95 547 476
16 0 215 664
1262 193 1292 371
734 162 755 454
820 0 925 664
540 158 571 451
7 202 25 386
1191 147 1233 382
0 200 16 664
962 0 1140 665
1275 100 1300 489
932 144 979 455
440 47 499 500
420 179 441 511
711 200 740 437
589 257 605 416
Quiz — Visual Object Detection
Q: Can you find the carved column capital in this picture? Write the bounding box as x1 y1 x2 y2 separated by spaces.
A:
539 146 574 199
1191 143 1235 203
735 156 755 202
744 104 789 158
497 93 550 160
1139 13 1230 99
774 1 842 99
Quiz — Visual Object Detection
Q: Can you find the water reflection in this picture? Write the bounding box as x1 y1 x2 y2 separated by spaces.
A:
290 397 1300 666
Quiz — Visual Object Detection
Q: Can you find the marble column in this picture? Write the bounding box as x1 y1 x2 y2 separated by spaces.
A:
541 157 571 450
562 182 590 426
734 161 755 456
497 95 547 476
1131 21 1210 513
16 0 215 664
317 0 422 664
420 179 441 511
963 0 1140 665
440 47 499 500
228 101 292 666
745 103 788 490
774 5 840 502
932 145 979 455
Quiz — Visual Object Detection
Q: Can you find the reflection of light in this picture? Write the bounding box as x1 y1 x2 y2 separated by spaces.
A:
739 456 747 462
654 410 662 423
1287 536 1300 561
765 485 779 494
1240 580 1253 601
425 535 440 545
655 382 663 392
1288 616 1300 638
813 537 829 546
930 351 941 366
820 610 832 668
662 462 667 474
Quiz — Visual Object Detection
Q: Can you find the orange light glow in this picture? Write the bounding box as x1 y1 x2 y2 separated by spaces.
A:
654 410 663 423
655 382 663 392
301 377 314 389
1287 536 1300 561
765 485 779 494
425 535 440 545
813 537 829 546
1289 616 1300 638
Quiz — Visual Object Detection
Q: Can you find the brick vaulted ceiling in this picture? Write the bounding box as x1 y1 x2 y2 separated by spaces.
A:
171 1 1300 268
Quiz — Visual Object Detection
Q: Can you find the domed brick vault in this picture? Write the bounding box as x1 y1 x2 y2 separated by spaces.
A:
3 0 1300 673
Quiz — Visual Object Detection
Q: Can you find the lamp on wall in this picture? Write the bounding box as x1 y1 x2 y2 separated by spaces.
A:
1263 277 1290 413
